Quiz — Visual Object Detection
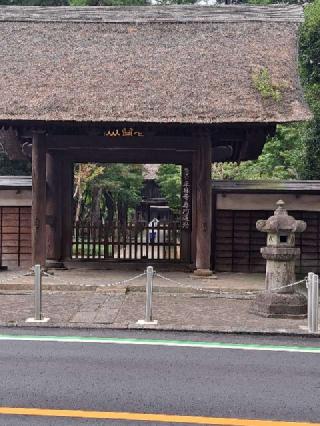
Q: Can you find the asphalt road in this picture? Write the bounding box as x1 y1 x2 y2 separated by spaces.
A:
0 329 320 425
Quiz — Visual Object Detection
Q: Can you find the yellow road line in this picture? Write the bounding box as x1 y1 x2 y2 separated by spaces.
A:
0 407 319 425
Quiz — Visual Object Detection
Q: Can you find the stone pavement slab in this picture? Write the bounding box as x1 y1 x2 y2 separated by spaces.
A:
70 294 125 324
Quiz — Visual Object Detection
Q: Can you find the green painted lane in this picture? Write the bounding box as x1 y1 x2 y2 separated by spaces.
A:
0 333 319 353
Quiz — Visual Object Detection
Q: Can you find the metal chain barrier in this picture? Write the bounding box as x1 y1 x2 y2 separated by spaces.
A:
268 278 307 293
155 272 256 295
42 270 146 289
155 272 308 296
0 268 307 295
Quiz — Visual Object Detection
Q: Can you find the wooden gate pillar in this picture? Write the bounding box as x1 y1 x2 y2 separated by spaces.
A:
191 152 198 265
61 160 73 261
46 153 63 267
32 131 47 267
180 165 192 263
193 129 213 276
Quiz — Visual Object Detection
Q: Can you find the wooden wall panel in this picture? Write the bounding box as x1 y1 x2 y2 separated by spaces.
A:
0 207 32 268
214 209 320 274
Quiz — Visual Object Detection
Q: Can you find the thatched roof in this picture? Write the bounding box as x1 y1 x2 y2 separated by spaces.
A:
0 5 311 124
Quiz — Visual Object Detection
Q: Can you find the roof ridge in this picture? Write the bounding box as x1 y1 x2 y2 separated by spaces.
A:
0 4 304 24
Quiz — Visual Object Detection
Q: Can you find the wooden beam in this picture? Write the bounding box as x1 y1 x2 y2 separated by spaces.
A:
243 127 267 161
48 149 192 165
32 131 47 267
46 135 196 151
194 130 212 276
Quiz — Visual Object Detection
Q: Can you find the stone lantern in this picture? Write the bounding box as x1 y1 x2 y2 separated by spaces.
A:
251 200 307 318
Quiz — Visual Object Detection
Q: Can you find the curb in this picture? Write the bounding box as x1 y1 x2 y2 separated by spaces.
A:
0 321 319 338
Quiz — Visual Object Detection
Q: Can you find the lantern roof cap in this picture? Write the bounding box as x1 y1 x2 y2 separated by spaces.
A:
256 200 306 233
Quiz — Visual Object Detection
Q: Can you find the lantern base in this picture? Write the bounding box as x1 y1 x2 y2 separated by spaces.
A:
250 292 307 318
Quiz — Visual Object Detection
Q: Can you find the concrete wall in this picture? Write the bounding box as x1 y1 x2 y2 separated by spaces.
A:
0 189 31 207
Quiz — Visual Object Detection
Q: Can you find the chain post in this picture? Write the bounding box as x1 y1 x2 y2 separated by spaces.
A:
311 273 319 333
307 272 313 332
136 266 158 326
25 265 49 323
145 266 154 322
307 272 319 333
34 264 42 321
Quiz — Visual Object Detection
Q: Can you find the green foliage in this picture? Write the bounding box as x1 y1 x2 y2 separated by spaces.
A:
74 163 144 223
213 0 318 182
213 125 306 180
301 121 320 179
299 0 320 179
252 68 282 102
0 152 31 176
90 163 144 208
156 164 181 214
300 0 320 113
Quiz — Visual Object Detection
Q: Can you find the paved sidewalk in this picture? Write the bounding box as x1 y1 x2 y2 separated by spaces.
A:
0 290 312 334
0 268 314 334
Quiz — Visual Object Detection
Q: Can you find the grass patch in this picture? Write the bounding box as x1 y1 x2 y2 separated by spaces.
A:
252 68 283 102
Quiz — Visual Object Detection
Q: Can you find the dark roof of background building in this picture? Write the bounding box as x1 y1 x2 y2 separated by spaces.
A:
0 176 32 189
0 5 311 124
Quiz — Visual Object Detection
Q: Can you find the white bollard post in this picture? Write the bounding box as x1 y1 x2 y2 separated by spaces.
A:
34 264 42 321
311 273 319 333
25 265 50 323
307 272 319 333
307 272 313 332
136 266 158 326
145 265 153 322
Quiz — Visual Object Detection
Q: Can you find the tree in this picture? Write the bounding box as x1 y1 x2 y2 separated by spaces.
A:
299 0 320 179
156 164 181 214
0 152 31 175
213 124 307 180
212 0 320 181
73 163 144 225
